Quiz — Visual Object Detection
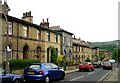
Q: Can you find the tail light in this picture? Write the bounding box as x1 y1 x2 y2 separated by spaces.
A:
39 70 44 75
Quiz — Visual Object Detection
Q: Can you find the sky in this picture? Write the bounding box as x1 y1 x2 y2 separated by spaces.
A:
2 0 119 42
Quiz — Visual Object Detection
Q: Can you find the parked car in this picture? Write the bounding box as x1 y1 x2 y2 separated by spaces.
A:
0 69 25 83
109 59 116 64
92 61 101 68
79 62 94 72
103 61 112 70
100 61 105 67
23 63 65 83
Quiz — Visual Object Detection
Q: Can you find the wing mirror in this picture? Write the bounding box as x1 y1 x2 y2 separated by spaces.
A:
2 70 7 76
57 67 61 69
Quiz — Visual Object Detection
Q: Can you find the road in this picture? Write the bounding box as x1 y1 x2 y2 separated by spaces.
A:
53 63 117 83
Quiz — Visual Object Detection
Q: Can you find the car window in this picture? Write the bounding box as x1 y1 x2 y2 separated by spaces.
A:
28 64 40 70
44 64 52 69
50 63 58 69
93 62 98 64
81 62 87 65
88 62 92 65
0 70 2 75
104 62 111 65
0 68 2 74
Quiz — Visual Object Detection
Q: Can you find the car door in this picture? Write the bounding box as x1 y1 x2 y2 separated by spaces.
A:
49 63 61 79
44 63 55 79
89 63 94 69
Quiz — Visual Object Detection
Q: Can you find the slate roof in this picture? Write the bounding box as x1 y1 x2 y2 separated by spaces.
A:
50 26 74 35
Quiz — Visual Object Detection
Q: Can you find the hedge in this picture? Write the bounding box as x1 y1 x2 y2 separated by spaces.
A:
85 58 91 62
8 59 40 69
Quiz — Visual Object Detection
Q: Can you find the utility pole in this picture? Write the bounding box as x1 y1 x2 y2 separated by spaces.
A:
3 0 10 73
117 42 119 67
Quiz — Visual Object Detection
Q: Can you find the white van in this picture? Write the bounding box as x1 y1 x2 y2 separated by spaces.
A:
109 59 116 64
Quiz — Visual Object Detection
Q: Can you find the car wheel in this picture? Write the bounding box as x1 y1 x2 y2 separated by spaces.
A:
60 73 65 80
79 69 81 72
45 76 50 83
110 67 112 70
14 79 22 83
88 69 91 72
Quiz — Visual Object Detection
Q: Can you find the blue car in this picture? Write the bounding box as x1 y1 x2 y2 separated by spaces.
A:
23 63 65 83
0 69 25 83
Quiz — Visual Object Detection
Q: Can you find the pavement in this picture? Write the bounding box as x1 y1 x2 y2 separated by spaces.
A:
65 69 79 74
99 64 120 83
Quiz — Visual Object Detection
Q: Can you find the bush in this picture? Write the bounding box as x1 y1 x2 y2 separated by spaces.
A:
57 55 64 67
9 59 40 69
85 58 91 62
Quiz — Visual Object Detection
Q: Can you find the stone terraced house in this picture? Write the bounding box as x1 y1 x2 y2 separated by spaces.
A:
1 11 61 63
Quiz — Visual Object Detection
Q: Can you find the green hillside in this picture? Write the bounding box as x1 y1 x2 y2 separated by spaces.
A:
92 40 120 52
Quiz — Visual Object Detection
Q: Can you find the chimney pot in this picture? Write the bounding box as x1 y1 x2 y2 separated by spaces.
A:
74 35 75 38
47 18 49 23
25 12 27 17
27 11 31 17
23 13 26 17
42 19 44 23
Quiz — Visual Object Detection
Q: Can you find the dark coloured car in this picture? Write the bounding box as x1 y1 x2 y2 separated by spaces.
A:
79 62 94 72
103 61 112 70
100 61 105 67
23 63 65 83
0 69 25 83
92 62 101 68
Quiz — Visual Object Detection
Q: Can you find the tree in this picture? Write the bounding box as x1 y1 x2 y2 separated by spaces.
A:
50 46 57 64
57 55 64 67
99 53 105 61
85 58 91 62
112 48 120 62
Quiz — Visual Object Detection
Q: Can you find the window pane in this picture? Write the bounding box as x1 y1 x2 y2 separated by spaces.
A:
23 26 28 37
37 30 39 39
8 22 12 35
55 35 58 43
47 32 50 41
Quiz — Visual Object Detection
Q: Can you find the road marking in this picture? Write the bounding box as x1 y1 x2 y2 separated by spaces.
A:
88 71 94 75
97 70 112 83
70 71 95 81
70 76 84 81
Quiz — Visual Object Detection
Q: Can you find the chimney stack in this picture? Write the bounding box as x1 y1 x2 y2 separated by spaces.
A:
40 18 49 28
47 18 48 23
42 19 44 22
22 11 33 23
74 35 75 38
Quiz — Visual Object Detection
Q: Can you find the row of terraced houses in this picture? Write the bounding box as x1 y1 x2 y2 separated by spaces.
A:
0 2 110 65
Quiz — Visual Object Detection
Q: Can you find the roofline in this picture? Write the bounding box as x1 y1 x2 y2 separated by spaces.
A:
55 29 74 35
73 43 90 48
0 13 61 35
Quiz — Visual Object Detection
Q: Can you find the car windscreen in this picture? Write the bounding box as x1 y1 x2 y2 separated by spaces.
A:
81 62 88 65
104 62 111 65
93 62 98 64
27 64 41 70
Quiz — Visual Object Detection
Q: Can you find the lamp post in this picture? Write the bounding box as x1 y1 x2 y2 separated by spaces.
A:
3 0 10 73
63 50 66 70
116 42 118 67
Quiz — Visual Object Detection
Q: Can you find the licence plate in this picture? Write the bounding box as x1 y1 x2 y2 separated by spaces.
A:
27 72 35 74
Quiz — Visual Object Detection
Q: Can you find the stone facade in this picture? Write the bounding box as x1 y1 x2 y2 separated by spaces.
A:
100 49 109 61
72 37 100 63
49 26 73 63
1 12 61 63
